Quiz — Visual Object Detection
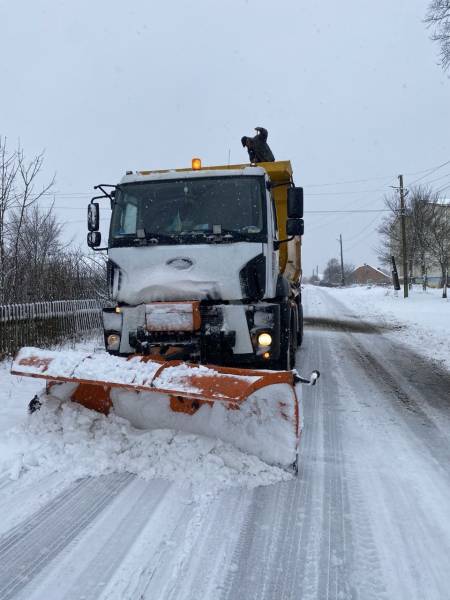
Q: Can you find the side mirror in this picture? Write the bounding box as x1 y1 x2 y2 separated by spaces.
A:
88 202 100 231
87 231 101 248
287 187 304 219
286 218 304 237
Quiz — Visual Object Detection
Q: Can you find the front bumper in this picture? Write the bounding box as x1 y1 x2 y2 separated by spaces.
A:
103 301 281 364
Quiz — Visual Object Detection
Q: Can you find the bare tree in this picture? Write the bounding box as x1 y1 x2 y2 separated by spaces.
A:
4 203 108 303
0 138 56 301
7 204 61 301
0 136 109 304
425 0 450 70
427 199 450 289
378 185 449 291
11 147 55 291
0 137 18 301
409 188 436 284
323 258 354 285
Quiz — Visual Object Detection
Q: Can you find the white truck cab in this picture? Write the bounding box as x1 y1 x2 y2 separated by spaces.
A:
88 160 304 370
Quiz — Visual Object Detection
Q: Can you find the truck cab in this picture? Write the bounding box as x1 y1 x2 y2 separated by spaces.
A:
88 160 304 370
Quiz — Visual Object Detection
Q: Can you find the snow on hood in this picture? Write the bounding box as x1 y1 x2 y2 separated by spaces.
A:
109 242 262 303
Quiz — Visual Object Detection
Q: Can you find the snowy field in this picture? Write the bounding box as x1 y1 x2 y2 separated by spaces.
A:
311 284 450 370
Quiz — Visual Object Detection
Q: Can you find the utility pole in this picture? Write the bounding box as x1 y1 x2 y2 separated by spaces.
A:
339 234 345 286
398 174 408 298
443 265 448 299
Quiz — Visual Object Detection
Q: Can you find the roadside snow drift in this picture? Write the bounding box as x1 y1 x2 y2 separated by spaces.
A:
0 393 292 492
315 285 450 369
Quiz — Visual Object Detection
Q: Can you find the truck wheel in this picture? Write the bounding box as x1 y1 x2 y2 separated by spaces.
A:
272 310 293 371
297 304 304 347
28 395 42 414
289 312 297 369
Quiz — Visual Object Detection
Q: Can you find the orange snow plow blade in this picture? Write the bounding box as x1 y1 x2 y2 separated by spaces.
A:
12 347 301 468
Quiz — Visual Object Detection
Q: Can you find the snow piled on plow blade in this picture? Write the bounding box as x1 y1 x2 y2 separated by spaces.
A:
0 393 292 493
111 383 298 467
11 347 301 471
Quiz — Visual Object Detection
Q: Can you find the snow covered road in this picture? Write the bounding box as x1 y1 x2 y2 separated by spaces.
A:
1 285 450 599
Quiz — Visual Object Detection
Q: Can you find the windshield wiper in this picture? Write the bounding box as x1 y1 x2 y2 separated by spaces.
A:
125 231 177 245
202 228 238 243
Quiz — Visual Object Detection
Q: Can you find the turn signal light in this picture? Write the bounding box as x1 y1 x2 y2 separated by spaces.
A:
192 157 202 170
258 332 272 347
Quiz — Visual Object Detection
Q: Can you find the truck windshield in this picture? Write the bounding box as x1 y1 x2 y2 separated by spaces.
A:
110 176 266 245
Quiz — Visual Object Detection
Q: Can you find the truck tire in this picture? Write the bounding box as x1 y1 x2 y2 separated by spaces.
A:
297 303 304 347
272 309 293 371
290 312 297 369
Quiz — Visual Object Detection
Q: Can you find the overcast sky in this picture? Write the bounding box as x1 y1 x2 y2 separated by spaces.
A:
1 0 449 275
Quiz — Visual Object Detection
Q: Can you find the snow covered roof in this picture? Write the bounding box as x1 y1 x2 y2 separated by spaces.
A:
353 264 390 278
120 165 266 185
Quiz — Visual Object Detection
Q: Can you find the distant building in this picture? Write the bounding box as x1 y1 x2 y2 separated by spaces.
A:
350 264 391 285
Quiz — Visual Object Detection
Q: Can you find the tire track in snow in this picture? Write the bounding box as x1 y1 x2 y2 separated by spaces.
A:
16 478 172 600
0 473 133 600
220 330 365 599
0 472 76 537
220 335 324 600
95 485 249 600
348 338 450 469
310 286 450 599
337 337 450 598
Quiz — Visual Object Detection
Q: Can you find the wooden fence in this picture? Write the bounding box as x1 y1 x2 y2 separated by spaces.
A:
0 299 103 357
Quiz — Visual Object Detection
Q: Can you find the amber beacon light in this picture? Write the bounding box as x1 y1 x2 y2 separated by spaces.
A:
192 157 202 170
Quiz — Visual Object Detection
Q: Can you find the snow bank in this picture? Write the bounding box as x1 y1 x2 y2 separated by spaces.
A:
0 393 291 494
315 285 450 369
0 361 41 433
0 340 101 433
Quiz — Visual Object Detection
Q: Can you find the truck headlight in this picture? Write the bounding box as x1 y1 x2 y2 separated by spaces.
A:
107 333 121 351
257 332 272 347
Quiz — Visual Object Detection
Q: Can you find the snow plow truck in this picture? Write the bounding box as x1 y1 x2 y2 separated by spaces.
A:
12 159 318 471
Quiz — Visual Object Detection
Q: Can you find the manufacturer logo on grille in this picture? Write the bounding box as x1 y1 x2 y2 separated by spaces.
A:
166 257 194 270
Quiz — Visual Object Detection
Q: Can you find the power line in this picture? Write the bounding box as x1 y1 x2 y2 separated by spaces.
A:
304 175 396 188
303 159 450 187
38 205 110 211
305 187 386 196
305 192 386 233
305 209 389 214
24 158 450 201
435 182 450 195
345 213 383 250
406 159 450 186
407 171 450 187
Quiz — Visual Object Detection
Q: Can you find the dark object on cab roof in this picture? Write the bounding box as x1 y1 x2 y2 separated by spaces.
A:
241 127 275 163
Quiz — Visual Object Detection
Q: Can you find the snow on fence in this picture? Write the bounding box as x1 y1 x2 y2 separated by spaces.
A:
0 299 103 357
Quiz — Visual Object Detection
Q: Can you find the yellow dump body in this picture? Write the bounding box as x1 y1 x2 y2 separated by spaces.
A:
259 161 301 284
136 160 301 285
